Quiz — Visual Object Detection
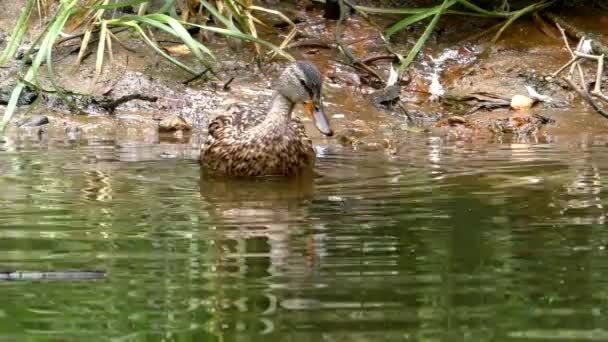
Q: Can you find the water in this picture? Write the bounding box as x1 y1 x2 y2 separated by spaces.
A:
1 117 608 341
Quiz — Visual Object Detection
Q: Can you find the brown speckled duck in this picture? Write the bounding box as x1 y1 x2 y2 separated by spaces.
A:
200 61 333 177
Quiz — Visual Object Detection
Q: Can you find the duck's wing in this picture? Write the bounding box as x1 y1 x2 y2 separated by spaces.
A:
207 104 265 140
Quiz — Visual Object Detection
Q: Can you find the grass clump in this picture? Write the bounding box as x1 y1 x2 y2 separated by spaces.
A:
0 0 293 132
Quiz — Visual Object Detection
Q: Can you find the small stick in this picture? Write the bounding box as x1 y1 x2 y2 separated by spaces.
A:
222 77 235 91
182 68 211 85
286 40 332 49
361 54 395 65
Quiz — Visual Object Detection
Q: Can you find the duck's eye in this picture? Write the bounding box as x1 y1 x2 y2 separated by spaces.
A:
299 79 307 87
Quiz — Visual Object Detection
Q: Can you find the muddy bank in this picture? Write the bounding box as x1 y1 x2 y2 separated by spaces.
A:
1 2 608 156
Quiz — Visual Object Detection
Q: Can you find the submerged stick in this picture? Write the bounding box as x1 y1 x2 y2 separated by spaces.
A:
0 270 106 281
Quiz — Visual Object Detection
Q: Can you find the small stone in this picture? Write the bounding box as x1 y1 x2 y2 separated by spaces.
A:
362 142 381 151
16 115 49 127
511 94 535 111
158 115 192 132
371 85 400 107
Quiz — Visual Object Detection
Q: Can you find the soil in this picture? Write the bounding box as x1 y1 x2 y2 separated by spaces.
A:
2 2 608 156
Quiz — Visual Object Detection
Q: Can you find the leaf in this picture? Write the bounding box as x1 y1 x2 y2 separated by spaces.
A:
163 44 192 56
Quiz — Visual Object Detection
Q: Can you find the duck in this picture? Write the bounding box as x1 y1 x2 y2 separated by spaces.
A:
200 61 333 177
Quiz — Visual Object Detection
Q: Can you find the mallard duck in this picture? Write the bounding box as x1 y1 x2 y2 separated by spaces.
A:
200 61 333 177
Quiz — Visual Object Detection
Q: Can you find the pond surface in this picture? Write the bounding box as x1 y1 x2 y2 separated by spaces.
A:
1 111 608 341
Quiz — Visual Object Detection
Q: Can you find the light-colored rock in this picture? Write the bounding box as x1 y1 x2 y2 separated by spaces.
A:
511 94 535 111
158 115 192 132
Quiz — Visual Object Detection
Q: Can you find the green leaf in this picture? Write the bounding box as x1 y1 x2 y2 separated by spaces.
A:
386 10 436 38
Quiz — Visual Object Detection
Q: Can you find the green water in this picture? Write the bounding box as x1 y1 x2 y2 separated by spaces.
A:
1 126 608 341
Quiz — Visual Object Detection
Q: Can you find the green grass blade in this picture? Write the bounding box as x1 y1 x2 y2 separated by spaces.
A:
223 0 248 31
145 13 215 59
0 0 35 65
198 0 238 30
158 0 176 14
128 23 199 74
46 38 81 113
354 5 439 15
1 0 79 131
491 0 555 43
386 9 437 38
93 0 149 10
183 22 293 61
398 0 457 75
456 0 509 17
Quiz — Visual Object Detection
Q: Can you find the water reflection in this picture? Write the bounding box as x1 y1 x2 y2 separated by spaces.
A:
1 123 608 340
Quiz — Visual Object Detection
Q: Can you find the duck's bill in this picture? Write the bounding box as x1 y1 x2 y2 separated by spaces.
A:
304 102 333 136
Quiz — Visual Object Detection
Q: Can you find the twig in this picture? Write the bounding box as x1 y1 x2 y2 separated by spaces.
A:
361 54 396 64
57 27 129 45
334 0 385 84
222 77 235 91
286 40 332 50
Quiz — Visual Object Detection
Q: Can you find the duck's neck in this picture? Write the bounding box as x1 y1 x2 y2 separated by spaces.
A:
259 92 295 132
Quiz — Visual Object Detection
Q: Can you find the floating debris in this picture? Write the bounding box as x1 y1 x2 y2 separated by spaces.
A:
0 270 106 281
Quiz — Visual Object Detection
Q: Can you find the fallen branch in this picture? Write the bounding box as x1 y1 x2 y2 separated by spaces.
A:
563 77 608 119
544 12 608 58
552 21 608 118
92 94 158 113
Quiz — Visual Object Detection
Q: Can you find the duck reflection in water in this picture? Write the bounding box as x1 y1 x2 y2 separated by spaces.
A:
199 173 325 275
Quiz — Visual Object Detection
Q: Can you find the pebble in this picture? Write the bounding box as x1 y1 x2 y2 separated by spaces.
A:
158 115 192 132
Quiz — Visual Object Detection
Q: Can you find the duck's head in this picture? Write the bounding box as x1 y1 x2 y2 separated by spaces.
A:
276 61 333 136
